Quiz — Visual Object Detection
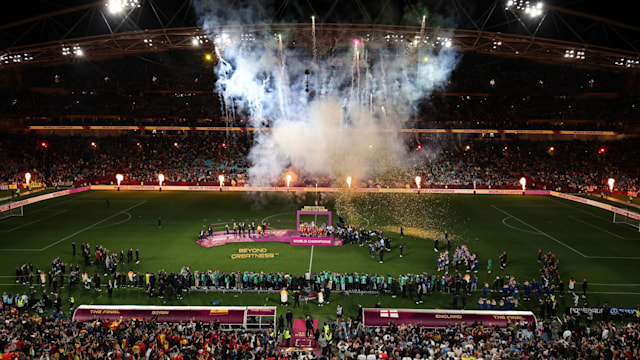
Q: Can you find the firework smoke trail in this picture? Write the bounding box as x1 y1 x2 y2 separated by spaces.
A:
311 16 317 63
194 0 460 185
369 93 373 122
277 34 290 120
356 44 361 103
348 41 358 116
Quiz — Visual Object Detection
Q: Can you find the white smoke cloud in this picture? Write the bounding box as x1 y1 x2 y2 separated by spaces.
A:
194 0 461 186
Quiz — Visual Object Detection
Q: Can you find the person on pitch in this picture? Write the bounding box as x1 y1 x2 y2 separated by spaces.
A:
280 287 288 306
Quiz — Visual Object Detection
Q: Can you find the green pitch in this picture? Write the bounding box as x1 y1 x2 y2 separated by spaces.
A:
1 190 639 322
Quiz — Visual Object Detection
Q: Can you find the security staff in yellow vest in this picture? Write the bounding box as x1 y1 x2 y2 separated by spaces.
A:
325 331 333 356
283 329 291 347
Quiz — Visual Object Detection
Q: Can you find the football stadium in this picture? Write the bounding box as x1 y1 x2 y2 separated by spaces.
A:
1 0 640 358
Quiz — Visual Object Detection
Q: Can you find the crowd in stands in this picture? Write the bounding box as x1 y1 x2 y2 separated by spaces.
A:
0 133 250 188
401 136 640 193
2 291 639 359
1 132 639 193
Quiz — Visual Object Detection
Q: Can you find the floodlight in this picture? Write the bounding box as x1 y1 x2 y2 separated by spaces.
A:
108 0 124 14
564 49 585 60
107 0 140 15
506 0 544 18
615 58 639 68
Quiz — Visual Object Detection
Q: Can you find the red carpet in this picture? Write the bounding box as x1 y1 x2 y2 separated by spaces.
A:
278 318 320 356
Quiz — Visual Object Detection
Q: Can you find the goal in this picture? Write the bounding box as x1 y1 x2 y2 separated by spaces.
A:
0 201 24 220
613 209 640 232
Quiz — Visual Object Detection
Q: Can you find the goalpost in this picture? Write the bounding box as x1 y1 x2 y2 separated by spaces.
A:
0 200 24 220
612 208 640 232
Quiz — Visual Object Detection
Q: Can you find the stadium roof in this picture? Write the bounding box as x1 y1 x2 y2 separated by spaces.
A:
1 0 639 70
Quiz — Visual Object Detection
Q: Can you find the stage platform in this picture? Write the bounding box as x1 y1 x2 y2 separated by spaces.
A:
196 230 342 248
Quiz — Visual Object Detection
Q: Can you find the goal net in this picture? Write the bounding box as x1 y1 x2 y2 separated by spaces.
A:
613 209 640 232
0 201 24 220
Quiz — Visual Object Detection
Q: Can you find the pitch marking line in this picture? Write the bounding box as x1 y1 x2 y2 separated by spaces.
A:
261 212 295 230
492 205 588 258
41 201 146 251
0 210 68 233
547 197 640 237
568 216 625 239
546 197 609 220
591 283 640 286
0 192 90 222
0 201 146 252
93 212 132 229
501 217 540 235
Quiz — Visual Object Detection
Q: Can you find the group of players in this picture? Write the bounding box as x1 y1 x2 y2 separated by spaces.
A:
197 222 271 240
436 244 480 274
298 221 332 237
